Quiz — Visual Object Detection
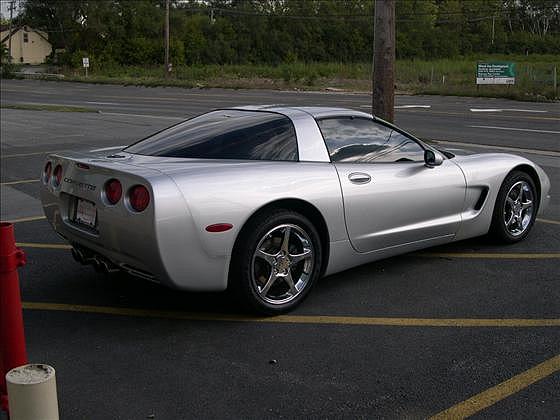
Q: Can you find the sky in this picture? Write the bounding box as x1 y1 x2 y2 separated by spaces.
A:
0 0 23 22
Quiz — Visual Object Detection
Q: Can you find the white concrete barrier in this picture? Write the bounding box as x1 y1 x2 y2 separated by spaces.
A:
6 364 59 420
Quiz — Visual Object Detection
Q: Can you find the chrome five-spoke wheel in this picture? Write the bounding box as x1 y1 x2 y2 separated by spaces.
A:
232 209 322 314
251 224 314 305
491 171 537 243
503 180 534 237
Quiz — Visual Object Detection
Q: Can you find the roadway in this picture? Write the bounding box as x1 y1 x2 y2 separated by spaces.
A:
0 80 559 419
1 79 559 152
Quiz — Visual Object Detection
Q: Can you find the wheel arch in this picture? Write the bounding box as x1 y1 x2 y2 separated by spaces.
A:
511 164 541 209
229 198 330 283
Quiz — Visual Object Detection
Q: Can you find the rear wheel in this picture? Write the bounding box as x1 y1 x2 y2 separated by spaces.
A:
490 171 537 243
231 209 322 314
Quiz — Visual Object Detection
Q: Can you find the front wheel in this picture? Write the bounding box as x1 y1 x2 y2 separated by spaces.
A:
490 171 537 243
231 210 323 315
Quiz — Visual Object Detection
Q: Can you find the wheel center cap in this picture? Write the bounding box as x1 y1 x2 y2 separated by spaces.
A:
275 256 290 273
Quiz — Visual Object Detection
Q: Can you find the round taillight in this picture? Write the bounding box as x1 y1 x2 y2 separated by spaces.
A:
53 165 63 186
43 161 52 183
105 179 122 205
129 185 150 212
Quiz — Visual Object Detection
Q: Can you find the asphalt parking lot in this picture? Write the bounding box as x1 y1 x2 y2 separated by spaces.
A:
1 80 559 419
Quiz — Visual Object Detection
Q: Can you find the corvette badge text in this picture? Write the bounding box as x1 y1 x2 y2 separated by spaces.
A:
63 178 96 191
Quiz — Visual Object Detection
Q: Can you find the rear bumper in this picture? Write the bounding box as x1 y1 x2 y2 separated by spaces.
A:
41 187 164 281
40 184 230 292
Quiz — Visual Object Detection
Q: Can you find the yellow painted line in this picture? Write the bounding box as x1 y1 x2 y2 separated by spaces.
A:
430 354 560 419
537 218 560 226
1 179 39 186
2 215 46 224
20 302 560 327
16 242 71 250
417 252 560 259
13 241 560 260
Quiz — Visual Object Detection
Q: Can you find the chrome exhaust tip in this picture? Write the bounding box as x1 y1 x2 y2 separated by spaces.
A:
93 258 119 274
99 261 110 273
105 262 120 274
73 245 120 274
71 248 84 264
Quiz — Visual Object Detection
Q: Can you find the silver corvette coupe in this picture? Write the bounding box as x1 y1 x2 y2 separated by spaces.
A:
41 106 551 313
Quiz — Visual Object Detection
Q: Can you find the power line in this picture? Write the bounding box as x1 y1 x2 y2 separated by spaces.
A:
179 6 560 25
181 4 559 19
8 2 559 33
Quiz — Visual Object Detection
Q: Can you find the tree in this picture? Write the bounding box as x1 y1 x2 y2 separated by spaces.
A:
14 0 560 67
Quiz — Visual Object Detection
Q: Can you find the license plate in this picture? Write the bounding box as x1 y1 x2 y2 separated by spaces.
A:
75 198 97 228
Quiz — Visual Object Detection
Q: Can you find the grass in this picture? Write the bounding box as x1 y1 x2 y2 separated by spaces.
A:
7 54 559 101
0 103 97 112
396 55 559 101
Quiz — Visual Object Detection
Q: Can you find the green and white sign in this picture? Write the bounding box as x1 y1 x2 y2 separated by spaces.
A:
476 62 515 85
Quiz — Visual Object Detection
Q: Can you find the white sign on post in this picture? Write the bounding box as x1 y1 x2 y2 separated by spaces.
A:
82 57 89 78
476 62 515 85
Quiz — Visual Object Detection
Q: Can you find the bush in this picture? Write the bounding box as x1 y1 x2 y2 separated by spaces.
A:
0 45 16 77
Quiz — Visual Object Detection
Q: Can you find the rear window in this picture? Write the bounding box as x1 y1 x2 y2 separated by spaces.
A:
125 110 298 161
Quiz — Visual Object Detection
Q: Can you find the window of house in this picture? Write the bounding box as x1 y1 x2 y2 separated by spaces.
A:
23 32 29 43
317 117 425 163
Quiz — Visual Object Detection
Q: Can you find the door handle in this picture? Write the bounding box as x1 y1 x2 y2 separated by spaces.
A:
348 172 371 184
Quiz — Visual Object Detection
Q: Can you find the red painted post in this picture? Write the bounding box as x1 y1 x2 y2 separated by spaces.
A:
0 222 28 414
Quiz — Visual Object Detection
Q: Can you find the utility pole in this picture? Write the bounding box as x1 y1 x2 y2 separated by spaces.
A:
164 0 170 78
7 0 15 63
372 0 395 123
491 15 495 46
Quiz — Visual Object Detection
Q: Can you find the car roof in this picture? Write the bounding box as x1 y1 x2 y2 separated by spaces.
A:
231 105 373 120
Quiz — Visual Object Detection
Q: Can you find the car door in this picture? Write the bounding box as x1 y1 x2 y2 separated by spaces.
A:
317 117 466 253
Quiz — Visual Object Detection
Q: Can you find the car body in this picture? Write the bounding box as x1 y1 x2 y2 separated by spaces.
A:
40 106 551 312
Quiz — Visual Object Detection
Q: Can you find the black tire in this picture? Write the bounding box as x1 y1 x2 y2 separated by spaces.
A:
230 209 323 315
490 170 538 243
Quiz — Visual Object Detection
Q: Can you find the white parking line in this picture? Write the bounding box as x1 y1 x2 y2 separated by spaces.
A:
395 105 432 109
99 112 185 120
53 134 85 138
359 105 431 109
86 101 121 105
428 139 560 157
468 125 560 135
2 101 88 108
470 108 548 113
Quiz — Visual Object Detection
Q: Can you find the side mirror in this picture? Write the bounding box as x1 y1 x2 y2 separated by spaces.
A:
424 150 443 168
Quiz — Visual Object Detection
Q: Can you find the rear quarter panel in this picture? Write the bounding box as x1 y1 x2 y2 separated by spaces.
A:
157 160 346 258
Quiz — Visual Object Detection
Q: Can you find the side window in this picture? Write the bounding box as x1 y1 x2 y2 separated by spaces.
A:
385 130 425 162
317 117 424 163
23 32 29 43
